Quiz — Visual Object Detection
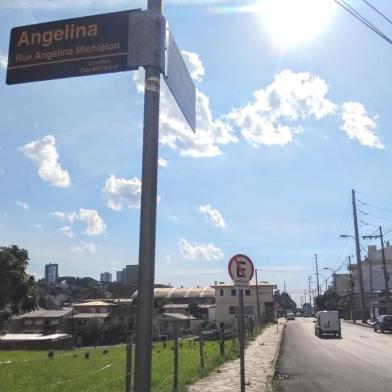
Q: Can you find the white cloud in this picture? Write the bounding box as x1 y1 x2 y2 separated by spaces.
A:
228 70 336 147
181 51 205 82
16 200 29 211
103 174 142 211
51 208 106 236
51 211 66 219
78 208 106 236
69 241 96 254
0 53 7 69
60 226 74 238
139 54 384 152
158 157 168 168
199 204 226 228
0 169 5 175
340 102 383 149
167 215 179 222
178 238 224 261
19 135 71 188
33 224 42 229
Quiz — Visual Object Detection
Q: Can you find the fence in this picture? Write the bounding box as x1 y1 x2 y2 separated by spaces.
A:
0 324 267 392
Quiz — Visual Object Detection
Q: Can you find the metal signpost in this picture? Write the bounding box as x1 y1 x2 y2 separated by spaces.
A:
228 254 255 392
6 1 196 391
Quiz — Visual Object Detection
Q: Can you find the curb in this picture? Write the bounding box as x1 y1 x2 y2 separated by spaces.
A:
343 320 373 329
266 321 286 392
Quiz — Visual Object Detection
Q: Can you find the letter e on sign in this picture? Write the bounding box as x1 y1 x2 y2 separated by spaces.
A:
228 254 254 289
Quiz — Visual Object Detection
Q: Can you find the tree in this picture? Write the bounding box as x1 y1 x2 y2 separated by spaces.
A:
0 245 38 321
273 290 297 312
315 288 347 311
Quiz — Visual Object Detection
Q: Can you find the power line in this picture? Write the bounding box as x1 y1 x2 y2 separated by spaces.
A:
357 191 392 208
364 212 392 223
334 0 392 46
360 0 392 26
357 200 392 216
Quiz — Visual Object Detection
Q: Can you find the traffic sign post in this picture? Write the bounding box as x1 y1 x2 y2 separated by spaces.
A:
6 1 196 391
228 254 254 392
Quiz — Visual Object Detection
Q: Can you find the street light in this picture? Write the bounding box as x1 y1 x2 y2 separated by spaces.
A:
340 235 368 254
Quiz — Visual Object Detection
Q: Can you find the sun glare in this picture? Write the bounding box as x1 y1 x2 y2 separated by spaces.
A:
258 0 337 47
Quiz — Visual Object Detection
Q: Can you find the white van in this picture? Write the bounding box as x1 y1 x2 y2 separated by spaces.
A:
314 311 341 338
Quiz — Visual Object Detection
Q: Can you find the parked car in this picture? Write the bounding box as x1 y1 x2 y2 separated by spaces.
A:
373 315 392 333
286 312 295 320
314 311 341 338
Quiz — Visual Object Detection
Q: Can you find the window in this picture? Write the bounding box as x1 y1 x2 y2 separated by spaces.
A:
231 289 236 296
229 306 254 315
34 319 43 325
245 289 251 296
24 320 33 325
220 289 224 296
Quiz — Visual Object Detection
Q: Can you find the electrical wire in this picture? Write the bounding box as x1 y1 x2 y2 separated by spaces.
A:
357 199 392 216
360 0 392 26
334 0 392 46
357 191 392 209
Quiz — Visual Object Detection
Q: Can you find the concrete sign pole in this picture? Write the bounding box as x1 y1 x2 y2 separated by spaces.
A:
239 289 246 392
228 254 254 392
133 1 162 391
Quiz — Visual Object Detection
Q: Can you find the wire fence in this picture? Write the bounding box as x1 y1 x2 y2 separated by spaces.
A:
0 323 269 392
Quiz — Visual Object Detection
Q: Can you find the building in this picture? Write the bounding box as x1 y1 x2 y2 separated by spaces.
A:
71 299 135 346
125 265 138 285
212 282 277 327
116 268 125 284
348 244 392 319
333 273 351 297
45 263 58 284
9 308 73 334
100 272 112 283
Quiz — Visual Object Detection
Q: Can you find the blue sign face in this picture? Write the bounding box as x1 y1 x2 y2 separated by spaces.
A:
164 30 196 132
6 10 139 84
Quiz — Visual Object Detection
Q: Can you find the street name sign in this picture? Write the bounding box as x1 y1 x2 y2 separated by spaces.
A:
6 9 195 132
228 254 254 289
6 10 141 85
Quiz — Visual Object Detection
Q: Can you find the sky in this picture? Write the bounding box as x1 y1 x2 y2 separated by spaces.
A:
1 0 392 305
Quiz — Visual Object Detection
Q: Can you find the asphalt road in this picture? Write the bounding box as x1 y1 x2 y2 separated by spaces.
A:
274 318 392 392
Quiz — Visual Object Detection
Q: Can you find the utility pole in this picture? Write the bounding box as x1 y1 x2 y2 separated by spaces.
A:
363 226 391 309
379 227 390 307
348 256 354 321
283 280 286 292
315 253 320 296
308 276 312 308
255 269 261 326
352 189 367 323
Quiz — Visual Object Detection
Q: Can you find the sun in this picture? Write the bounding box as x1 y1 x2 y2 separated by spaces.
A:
257 0 337 47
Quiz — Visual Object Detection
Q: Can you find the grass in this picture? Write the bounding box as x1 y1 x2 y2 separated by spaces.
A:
0 326 267 392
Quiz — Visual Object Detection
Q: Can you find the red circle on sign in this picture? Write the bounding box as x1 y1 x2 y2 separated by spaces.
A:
228 254 254 281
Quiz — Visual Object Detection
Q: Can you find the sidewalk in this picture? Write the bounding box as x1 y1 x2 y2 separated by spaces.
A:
187 321 285 392
343 319 373 328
